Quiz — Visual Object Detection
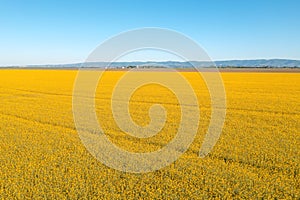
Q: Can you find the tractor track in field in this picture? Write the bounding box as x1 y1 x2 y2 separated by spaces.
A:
0 112 76 132
1 87 299 117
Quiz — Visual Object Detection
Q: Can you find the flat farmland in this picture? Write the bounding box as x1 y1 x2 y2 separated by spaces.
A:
0 69 299 199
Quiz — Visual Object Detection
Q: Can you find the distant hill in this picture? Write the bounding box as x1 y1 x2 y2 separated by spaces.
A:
2 59 300 68
214 59 300 68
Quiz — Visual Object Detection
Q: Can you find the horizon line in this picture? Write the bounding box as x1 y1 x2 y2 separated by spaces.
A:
1 58 300 67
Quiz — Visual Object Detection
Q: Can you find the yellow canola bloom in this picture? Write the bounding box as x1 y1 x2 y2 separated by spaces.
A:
0 70 299 199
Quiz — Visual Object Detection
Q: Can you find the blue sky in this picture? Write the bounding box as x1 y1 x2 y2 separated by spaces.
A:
0 0 300 65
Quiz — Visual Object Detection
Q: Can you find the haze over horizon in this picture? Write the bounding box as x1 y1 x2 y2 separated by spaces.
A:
1 0 300 66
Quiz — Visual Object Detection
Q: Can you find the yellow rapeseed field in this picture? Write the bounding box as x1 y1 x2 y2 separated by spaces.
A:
0 69 299 199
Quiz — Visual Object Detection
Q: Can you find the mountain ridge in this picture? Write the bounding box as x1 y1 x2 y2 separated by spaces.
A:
2 59 300 68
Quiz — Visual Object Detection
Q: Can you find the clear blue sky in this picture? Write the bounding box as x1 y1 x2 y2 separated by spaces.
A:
1 0 300 65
